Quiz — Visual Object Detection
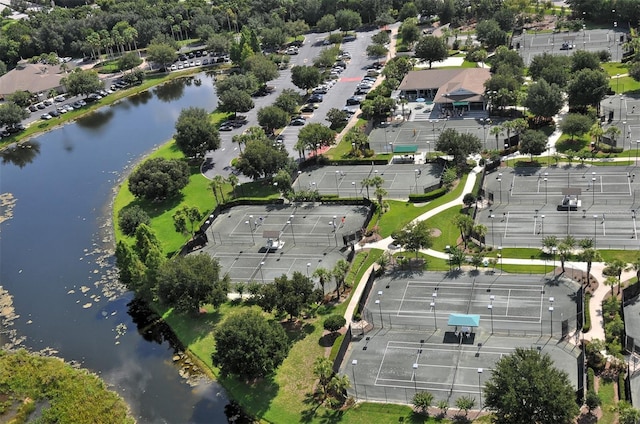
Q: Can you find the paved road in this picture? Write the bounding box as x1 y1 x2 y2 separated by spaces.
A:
204 28 382 181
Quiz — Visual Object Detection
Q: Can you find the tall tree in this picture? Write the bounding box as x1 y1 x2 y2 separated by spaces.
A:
578 248 602 287
484 348 579 424
212 309 290 379
291 65 322 92
157 254 229 314
567 68 609 109
523 79 564 120
61 69 104 98
146 43 177 71
414 35 448 69
218 87 254 117
297 123 336 152
0 102 28 129
172 205 202 236
435 129 483 167
332 259 350 297
519 130 548 160
174 107 220 158
391 220 433 258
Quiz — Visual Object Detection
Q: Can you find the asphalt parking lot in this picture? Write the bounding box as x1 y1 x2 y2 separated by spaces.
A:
341 271 582 406
480 165 640 249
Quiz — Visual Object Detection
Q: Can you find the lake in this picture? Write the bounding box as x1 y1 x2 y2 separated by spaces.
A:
0 73 232 423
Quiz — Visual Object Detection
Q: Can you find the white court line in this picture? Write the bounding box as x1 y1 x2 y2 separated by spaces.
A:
406 281 544 292
398 279 412 316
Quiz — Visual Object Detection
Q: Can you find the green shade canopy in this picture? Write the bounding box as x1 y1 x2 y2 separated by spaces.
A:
452 101 469 107
447 314 480 327
393 145 418 154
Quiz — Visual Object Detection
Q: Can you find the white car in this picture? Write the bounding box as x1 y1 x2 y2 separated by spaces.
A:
171 64 177 71
41 113 52 120
195 60 201 66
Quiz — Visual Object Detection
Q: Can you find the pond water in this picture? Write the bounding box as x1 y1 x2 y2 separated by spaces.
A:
0 73 233 423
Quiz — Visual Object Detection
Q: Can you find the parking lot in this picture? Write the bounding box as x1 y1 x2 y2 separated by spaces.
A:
480 166 640 249
197 203 370 289
341 272 582 406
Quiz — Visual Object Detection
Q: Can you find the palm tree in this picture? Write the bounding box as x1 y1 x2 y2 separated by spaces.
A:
490 125 504 151
588 122 603 150
603 275 618 296
313 267 332 295
453 214 473 249
578 248 602 287
542 235 558 253
227 174 239 198
627 256 640 286
328 374 350 399
210 175 226 203
474 224 487 249
605 126 621 147
313 357 333 400
604 259 626 295
332 259 350 297
374 187 387 208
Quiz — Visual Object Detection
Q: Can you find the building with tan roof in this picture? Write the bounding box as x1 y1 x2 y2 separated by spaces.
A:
398 68 491 113
0 60 71 99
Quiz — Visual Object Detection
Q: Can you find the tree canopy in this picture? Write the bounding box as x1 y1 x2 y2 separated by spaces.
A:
257 272 318 319
484 348 579 424
128 157 190 201
297 123 336 152
174 107 220 158
0 102 29 128
567 68 609 109
291 65 322 92
414 35 448 69
212 308 290 379
523 79 564 119
435 128 483 167
156 254 229 314
519 130 548 159
236 127 291 180
61 69 103 98
391 220 433 258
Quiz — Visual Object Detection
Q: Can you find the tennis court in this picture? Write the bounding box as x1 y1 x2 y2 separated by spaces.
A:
298 164 443 199
480 166 640 249
343 272 582 406
197 203 369 288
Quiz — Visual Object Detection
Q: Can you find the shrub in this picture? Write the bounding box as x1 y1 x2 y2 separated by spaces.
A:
118 205 150 236
583 293 592 332
324 314 346 332
408 187 447 202
587 367 595 391
619 373 627 401
585 389 601 412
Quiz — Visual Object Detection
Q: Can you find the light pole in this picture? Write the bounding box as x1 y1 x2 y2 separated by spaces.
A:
541 214 545 237
489 210 495 247
593 214 598 248
245 220 255 244
544 177 548 204
414 169 419 194
488 295 495 334
497 173 503 204
259 261 265 284
289 215 295 244
478 368 483 409
549 304 554 336
351 359 358 399
306 262 311 278
335 170 340 197
412 363 419 393
498 246 503 274
551 246 557 276
636 140 640 166
534 209 538 235
480 118 490 150
375 299 383 328
352 181 357 198
431 294 437 329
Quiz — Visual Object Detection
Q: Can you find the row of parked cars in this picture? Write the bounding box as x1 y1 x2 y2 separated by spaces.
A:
38 82 129 120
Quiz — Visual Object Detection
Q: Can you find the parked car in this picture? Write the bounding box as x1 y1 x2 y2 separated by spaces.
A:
202 58 209 65
44 99 54 106
41 113 52 120
36 103 46 110
49 110 60 117
54 95 66 102
300 104 317 113
308 94 323 103
346 96 363 105
219 124 234 131
290 116 306 126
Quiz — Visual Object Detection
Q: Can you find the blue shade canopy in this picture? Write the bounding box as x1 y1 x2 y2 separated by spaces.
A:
447 314 480 327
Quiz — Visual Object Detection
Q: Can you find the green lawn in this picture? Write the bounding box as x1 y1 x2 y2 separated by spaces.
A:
610 76 640 95
162 249 387 423
375 174 469 238
598 380 617 424
602 62 629 77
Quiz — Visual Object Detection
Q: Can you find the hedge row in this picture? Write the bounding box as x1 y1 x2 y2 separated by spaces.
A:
328 158 391 166
408 186 447 203
587 367 595 392
584 293 592 332
619 373 626 401
328 334 345 362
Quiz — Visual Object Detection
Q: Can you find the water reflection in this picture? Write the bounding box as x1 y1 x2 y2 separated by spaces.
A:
0 141 41 168
154 78 187 103
128 90 153 106
76 109 115 131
